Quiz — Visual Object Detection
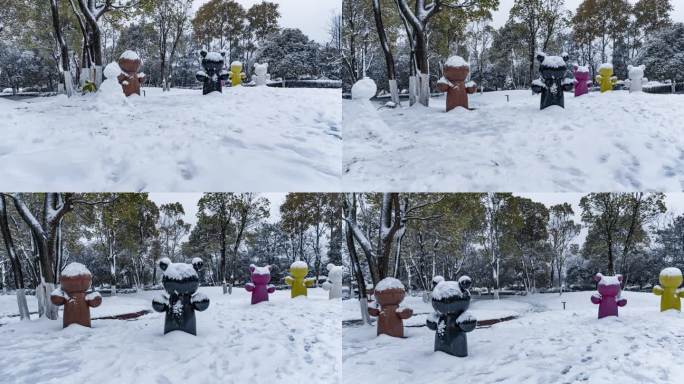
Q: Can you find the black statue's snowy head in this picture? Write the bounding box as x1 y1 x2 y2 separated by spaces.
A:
431 276 472 316
159 257 203 295
537 53 569 80
199 50 226 77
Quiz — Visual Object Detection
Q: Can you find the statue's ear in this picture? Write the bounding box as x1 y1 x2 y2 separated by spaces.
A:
640 65 645 71
573 64 578 71
458 276 473 291
249 264 256 273
628 65 633 71
159 257 171 271
617 274 623 283
593 273 603 283
192 258 203 272
562 53 569 62
536 53 546 63
221 51 226 58
266 265 272 272
327 263 335 272
200 49 207 58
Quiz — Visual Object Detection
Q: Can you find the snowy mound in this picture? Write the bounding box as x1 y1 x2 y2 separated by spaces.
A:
574 65 590 73
162 262 198 281
541 55 567 68
432 280 468 300
291 260 308 269
599 63 613 70
204 52 224 62
120 50 140 61
660 267 682 277
445 55 469 68
61 262 91 277
351 77 377 100
251 265 271 275
103 62 122 80
375 277 404 292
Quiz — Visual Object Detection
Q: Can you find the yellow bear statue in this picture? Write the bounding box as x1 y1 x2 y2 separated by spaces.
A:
284 261 316 298
596 63 617 93
229 61 246 87
653 267 684 312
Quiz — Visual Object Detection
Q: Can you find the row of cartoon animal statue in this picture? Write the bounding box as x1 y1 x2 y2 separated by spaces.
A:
591 267 684 319
104 50 270 97
366 266 684 358
48 259 342 336
195 50 270 95
433 53 648 112
367 275 477 358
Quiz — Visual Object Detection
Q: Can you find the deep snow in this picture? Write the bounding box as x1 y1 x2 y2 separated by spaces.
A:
0 86 341 191
343 291 684 384
343 90 684 191
0 287 341 384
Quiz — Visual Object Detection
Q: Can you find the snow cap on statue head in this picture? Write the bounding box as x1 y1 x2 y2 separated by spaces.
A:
326 264 343 284
250 264 272 284
289 260 309 277
659 267 683 288
159 257 202 294
254 63 268 76
628 64 646 80
431 276 472 315
593 273 622 297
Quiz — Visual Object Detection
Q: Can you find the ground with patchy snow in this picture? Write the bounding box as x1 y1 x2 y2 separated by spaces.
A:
343 90 684 191
0 287 341 384
0 87 341 191
343 291 684 384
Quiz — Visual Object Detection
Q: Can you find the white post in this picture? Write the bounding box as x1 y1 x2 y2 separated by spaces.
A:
94 65 103 88
389 79 400 105
408 76 417 106
419 72 430 106
63 71 74 97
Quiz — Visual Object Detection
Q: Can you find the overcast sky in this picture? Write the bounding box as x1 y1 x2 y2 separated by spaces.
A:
191 0 340 43
491 0 684 27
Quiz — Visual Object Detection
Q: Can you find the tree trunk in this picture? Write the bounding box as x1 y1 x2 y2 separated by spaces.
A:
49 0 73 97
372 0 399 104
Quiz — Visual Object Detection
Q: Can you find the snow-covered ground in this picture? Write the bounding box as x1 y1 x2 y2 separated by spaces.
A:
343 90 684 191
343 291 684 384
0 87 341 191
0 288 341 384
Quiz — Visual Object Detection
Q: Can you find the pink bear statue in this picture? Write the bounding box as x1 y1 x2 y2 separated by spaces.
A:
573 65 590 97
245 264 276 305
590 273 627 319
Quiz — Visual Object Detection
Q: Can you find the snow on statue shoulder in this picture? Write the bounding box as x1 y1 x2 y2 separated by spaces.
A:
152 257 210 335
